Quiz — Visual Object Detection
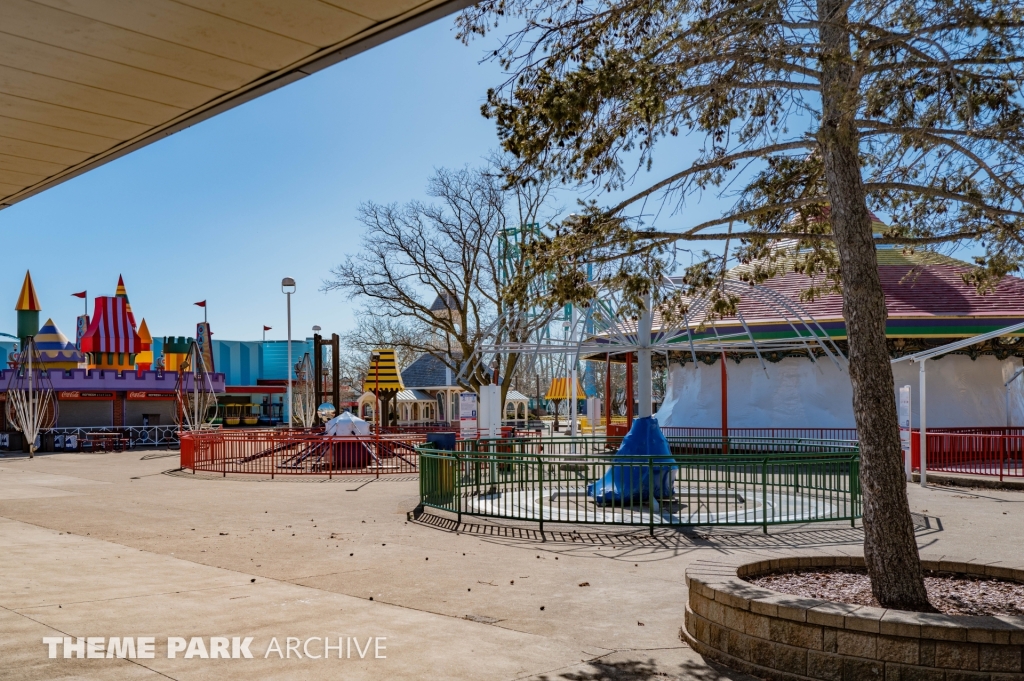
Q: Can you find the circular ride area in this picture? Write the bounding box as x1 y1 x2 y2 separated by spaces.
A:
419 432 861 532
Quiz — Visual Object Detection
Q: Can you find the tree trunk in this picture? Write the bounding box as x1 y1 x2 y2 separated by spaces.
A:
817 0 934 612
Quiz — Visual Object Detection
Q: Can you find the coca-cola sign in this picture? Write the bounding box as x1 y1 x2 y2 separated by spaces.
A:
58 391 113 400
127 391 174 400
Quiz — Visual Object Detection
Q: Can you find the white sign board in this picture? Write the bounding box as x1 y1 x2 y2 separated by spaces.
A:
459 392 478 438
899 385 912 480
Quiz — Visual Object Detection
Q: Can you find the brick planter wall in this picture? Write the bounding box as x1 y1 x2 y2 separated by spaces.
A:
683 555 1024 681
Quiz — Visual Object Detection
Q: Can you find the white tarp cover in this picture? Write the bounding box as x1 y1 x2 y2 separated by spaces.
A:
325 411 371 436
655 354 1024 428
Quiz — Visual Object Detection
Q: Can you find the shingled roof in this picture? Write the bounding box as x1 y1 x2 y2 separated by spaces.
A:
429 292 458 313
401 353 458 388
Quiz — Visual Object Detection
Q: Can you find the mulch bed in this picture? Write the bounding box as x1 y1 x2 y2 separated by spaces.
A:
748 568 1024 617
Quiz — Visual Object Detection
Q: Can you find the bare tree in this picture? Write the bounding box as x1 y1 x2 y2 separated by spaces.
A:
458 0 1024 610
324 163 559 405
291 354 318 428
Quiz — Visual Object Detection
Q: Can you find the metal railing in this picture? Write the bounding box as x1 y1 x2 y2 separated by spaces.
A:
921 431 1024 480
180 430 425 476
420 438 860 533
660 427 859 441
458 435 859 458
34 426 181 450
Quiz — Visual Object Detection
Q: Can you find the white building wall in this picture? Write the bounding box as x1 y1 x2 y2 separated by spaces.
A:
655 354 1024 429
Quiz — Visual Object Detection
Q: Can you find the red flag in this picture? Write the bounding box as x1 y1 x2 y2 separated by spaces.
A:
263 325 272 331
194 300 206 308
71 291 87 298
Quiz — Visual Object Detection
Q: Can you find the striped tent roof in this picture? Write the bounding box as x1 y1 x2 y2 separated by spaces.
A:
35 318 84 363
14 271 40 312
115 274 137 329
366 348 404 391
80 296 141 354
545 377 587 401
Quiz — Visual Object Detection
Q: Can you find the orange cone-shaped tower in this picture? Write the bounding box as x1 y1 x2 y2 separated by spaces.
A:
15 271 41 346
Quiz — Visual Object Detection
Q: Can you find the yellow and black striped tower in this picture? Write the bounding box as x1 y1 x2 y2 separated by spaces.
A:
367 349 404 427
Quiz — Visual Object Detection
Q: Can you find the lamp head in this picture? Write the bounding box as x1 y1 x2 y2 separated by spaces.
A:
312 325 321 333
281 277 296 294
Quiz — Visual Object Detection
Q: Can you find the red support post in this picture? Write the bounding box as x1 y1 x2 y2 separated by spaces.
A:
1000 434 1005 482
605 353 612 429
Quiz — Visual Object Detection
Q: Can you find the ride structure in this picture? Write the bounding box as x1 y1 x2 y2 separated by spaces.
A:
174 339 219 432
4 337 57 457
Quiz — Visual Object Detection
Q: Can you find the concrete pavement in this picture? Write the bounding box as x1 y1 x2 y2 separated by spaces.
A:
0 449 1018 680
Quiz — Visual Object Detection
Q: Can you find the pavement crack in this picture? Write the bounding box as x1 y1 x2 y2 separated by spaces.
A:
0 602 181 680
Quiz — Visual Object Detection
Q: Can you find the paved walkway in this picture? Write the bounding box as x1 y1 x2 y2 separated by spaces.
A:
0 450 1020 680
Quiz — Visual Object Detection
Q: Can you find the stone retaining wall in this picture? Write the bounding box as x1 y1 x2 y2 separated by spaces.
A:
682 555 1024 681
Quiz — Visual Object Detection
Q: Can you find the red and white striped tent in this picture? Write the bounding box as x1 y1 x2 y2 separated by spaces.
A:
80 296 141 354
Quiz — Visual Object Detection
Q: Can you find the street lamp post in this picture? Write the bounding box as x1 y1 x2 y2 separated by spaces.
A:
281 277 296 428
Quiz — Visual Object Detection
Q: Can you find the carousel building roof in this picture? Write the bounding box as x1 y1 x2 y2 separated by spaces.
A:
664 247 1024 344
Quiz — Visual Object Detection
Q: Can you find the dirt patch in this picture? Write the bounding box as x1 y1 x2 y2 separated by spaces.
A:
748 568 1024 617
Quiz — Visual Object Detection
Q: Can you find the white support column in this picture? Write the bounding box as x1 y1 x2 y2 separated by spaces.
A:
637 292 653 418
570 305 578 437
919 359 927 487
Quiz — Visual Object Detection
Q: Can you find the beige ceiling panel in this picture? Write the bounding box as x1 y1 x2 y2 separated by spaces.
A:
31 0 316 69
0 0 473 209
173 0 376 47
324 1 431 23
0 115 117 155
0 153 66 177
0 33 222 109
0 181 24 196
0 167 48 186
0 65 184 124
0 136 91 167
1 0 264 90
0 94 149 140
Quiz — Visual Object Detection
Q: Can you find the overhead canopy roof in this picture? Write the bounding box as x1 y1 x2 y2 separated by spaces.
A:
0 0 470 210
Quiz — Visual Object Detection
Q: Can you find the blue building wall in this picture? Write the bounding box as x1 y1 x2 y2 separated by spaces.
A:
256 340 314 382
1 340 17 363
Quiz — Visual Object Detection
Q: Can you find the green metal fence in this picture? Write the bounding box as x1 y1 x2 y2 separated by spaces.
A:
420 436 860 534
458 435 859 457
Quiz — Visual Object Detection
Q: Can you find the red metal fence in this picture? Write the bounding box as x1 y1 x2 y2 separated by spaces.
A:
175 424 1024 480
910 431 1024 480
180 430 424 476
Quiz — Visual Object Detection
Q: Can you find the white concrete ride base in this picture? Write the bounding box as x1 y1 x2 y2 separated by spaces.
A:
656 354 1024 428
